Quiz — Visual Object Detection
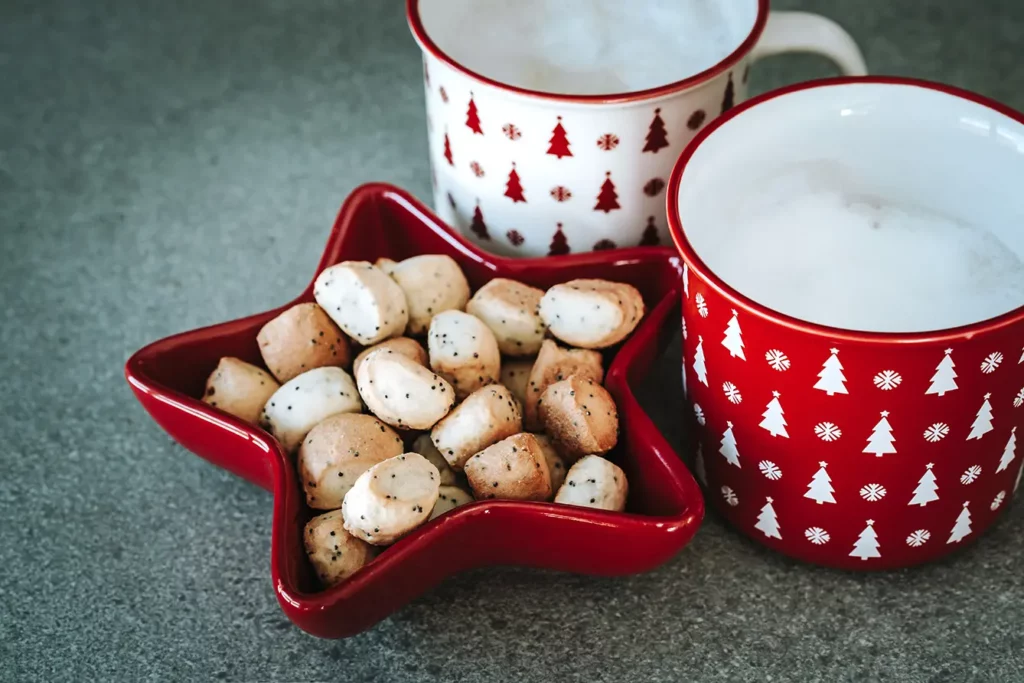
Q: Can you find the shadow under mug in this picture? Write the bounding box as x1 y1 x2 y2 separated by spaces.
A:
668 76 1024 570
408 0 866 258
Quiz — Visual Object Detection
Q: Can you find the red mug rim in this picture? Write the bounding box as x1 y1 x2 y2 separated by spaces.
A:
406 0 769 104
667 75 1024 345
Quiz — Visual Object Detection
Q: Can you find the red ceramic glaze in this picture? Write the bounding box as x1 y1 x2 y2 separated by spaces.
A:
668 77 1024 570
125 183 704 638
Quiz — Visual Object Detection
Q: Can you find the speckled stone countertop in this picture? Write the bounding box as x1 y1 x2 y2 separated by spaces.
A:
3 0 1023 680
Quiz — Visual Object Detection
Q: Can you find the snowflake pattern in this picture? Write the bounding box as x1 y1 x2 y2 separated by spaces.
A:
722 382 742 404
765 349 790 372
439 86 449 103
469 161 485 178
1014 388 1023 408
873 370 902 391
643 178 666 196
814 422 842 442
693 403 705 426
859 483 887 502
506 229 524 247
596 133 620 151
759 460 782 481
981 352 1004 374
992 490 1006 511
721 486 739 507
960 465 982 485
906 529 931 547
549 185 572 202
695 293 708 318
502 123 522 140
447 193 457 210
923 422 950 442
805 527 830 545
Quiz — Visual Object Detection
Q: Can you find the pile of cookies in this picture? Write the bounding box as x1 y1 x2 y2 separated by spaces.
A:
201 254 644 588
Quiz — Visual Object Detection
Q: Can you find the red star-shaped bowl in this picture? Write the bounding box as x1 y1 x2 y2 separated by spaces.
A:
125 183 703 638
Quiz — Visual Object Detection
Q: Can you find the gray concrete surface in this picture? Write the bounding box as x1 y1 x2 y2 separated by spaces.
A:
2 0 1023 681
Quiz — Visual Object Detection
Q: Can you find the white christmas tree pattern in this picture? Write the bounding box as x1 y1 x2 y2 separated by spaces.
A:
947 502 973 544
1014 388 1023 408
863 411 897 457
873 370 902 391
966 393 994 440
814 422 842 442
765 349 790 372
759 460 782 481
909 463 939 506
759 391 789 438
996 427 1017 473
850 520 881 560
721 486 738 507
925 348 958 396
755 497 781 539
719 421 741 468
813 348 849 396
804 462 836 504
682 318 688 341
906 529 931 548
721 310 746 359
923 422 950 443
859 483 887 502
980 351 1004 374
694 445 707 487
1020 347 1024 364
991 491 1006 511
693 336 709 387
805 527 830 545
693 403 706 426
722 381 742 404
960 465 982 485
683 263 689 299
695 292 709 318
1017 462 1023 493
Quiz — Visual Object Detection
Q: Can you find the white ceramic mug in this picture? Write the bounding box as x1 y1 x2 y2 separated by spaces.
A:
408 0 867 258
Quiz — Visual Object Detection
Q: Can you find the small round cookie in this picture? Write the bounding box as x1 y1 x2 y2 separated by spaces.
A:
297 413 405 510
313 261 409 346
202 357 279 425
374 257 398 276
554 455 628 512
463 433 552 502
390 255 471 336
257 302 352 383
427 310 501 400
429 485 475 521
342 453 440 546
533 433 567 496
538 279 645 349
499 358 533 408
430 385 523 471
259 367 362 453
352 337 428 377
537 376 618 463
410 433 456 486
303 510 377 587
524 340 604 430
465 278 546 356
356 348 455 430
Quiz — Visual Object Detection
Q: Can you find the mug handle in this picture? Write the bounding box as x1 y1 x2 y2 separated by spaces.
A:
751 11 868 76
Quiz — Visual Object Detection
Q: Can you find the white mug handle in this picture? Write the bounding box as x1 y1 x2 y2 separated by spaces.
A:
751 11 868 76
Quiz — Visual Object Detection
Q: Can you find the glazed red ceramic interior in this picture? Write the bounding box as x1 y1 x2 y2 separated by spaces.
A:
126 183 703 638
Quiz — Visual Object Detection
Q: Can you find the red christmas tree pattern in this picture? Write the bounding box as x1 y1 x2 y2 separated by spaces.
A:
643 108 669 153
443 131 453 166
643 178 665 197
439 86 449 103
504 163 526 203
502 123 522 140
549 223 570 256
471 202 490 241
594 171 620 213
721 73 735 114
639 216 660 246
465 93 483 135
469 161 485 178
596 133 619 151
550 185 572 202
506 229 524 247
593 239 617 251
687 109 706 131
547 116 573 159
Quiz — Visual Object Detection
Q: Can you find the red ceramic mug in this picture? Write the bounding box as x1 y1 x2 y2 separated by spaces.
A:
668 77 1024 569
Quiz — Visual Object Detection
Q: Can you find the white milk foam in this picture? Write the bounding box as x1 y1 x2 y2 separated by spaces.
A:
706 162 1024 332
422 0 752 95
